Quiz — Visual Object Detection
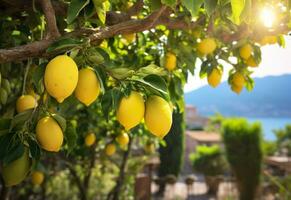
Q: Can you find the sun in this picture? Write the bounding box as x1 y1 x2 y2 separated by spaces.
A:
260 7 276 28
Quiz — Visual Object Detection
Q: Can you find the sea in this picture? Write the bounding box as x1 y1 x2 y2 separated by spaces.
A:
248 118 291 141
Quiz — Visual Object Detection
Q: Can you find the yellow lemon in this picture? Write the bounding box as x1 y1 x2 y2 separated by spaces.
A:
239 44 252 60
207 68 222 88
75 67 101 106
144 143 155 154
2 148 31 187
31 171 44 185
105 143 116 156
197 38 217 55
165 52 177 71
267 36 277 44
231 84 244 94
44 55 78 103
117 91 145 130
36 116 63 152
16 95 37 113
116 132 129 146
122 33 136 44
232 72 245 87
144 96 172 138
85 133 96 147
246 56 259 67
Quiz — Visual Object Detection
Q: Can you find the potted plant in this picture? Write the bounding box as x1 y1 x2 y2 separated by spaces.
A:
190 145 227 195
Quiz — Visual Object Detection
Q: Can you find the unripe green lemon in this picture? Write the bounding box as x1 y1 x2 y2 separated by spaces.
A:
117 91 145 130
207 68 222 88
75 67 101 106
164 52 177 71
144 96 172 138
31 171 44 185
16 95 37 113
44 55 78 103
85 133 96 147
36 116 63 152
2 148 31 187
197 38 217 55
116 132 129 146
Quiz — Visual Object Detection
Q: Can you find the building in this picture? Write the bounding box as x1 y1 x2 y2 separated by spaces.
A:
185 105 209 130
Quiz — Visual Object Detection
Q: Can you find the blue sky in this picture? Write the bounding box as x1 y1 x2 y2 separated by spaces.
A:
184 36 291 92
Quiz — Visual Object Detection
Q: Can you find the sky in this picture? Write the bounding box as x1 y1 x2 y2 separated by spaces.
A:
184 36 291 93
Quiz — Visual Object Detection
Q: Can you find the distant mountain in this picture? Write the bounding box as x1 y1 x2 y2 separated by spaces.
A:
185 74 291 117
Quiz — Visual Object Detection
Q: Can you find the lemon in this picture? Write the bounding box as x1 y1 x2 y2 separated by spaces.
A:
31 171 44 185
116 132 129 146
122 33 136 44
232 72 245 87
44 55 78 103
267 36 277 44
246 56 259 67
207 68 222 88
197 38 217 55
36 116 63 152
144 143 155 154
259 36 277 46
2 148 31 187
144 96 172 138
85 133 96 147
239 44 252 60
117 91 145 130
75 67 101 106
16 95 37 113
105 143 116 156
165 52 177 71
231 84 244 94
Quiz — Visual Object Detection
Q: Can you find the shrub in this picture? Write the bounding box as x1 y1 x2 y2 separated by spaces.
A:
190 145 227 176
222 118 263 200
158 107 185 178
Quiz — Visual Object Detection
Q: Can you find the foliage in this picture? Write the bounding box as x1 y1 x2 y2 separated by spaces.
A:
158 106 185 177
222 118 263 200
0 0 290 198
273 124 291 156
190 145 227 176
262 140 277 156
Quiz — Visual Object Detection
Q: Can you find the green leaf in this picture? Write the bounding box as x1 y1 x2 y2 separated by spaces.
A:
161 0 176 7
64 121 77 152
181 0 204 17
278 35 286 48
67 0 90 24
0 134 13 161
149 0 162 11
0 88 8 105
28 139 41 160
231 0 245 24
204 0 218 15
10 110 33 131
51 114 67 132
32 64 46 94
93 0 110 24
134 74 168 94
3 143 24 165
46 38 84 53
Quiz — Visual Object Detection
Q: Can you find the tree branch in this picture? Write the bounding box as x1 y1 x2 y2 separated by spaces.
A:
39 0 60 39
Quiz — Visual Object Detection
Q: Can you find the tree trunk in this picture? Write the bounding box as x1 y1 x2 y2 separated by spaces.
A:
107 137 133 200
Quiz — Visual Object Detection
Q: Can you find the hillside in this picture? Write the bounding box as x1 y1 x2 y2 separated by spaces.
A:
185 74 291 117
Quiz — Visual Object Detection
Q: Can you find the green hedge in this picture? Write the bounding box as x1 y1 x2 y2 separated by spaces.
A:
190 145 227 176
222 118 263 200
158 107 185 178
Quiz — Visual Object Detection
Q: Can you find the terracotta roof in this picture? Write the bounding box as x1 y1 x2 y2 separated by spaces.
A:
265 156 291 171
186 131 221 143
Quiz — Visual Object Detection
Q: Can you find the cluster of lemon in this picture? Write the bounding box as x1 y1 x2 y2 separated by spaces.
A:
16 55 172 153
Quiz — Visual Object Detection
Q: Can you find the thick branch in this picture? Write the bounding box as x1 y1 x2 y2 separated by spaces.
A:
39 0 60 39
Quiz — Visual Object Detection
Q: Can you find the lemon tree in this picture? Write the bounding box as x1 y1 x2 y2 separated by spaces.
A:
0 0 290 199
